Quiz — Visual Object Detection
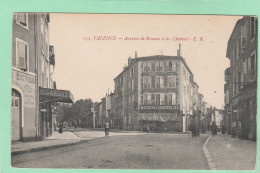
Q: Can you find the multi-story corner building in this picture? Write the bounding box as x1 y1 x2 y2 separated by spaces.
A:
113 45 198 132
12 13 73 141
225 16 257 141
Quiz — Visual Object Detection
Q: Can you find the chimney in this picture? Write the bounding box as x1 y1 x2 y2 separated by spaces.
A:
177 43 182 57
135 51 138 58
128 56 132 66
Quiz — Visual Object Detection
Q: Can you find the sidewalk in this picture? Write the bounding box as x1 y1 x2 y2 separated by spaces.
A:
205 134 256 170
11 131 81 156
11 129 144 156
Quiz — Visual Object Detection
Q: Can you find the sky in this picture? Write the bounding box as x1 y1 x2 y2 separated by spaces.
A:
49 14 242 109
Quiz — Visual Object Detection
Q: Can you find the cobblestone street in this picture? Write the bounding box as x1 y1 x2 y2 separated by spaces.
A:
12 133 209 169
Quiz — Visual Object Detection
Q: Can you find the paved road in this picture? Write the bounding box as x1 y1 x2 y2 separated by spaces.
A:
12 134 209 169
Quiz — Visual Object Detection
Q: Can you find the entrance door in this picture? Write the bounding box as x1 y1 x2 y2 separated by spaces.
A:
11 89 21 141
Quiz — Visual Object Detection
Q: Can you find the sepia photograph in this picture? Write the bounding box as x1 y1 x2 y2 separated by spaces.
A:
10 13 257 170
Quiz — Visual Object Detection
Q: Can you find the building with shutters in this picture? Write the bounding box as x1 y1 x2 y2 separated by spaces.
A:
113 45 201 132
12 13 73 141
224 16 257 141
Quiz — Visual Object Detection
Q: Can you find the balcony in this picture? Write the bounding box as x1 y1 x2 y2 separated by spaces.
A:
225 67 230 82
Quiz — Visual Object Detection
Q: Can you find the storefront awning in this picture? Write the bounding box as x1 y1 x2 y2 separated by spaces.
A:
39 87 74 103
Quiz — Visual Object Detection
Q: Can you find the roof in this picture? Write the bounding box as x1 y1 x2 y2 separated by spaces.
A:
114 55 194 80
226 17 244 58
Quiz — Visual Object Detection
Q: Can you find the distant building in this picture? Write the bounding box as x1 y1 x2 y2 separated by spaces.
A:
12 13 73 141
224 16 257 140
111 45 202 132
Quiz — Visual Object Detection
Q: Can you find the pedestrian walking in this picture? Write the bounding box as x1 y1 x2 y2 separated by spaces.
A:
74 121 77 129
191 122 196 138
196 123 200 137
147 125 150 133
104 121 110 136
221 124 226 136
211 121 217 136
58 123 63 133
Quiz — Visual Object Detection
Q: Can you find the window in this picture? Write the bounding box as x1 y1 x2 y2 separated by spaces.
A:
143 62 150 72
241 24 247 51
155 76 160 88
155 61 163 71
160 76 164 88
143 76 151 88
250 17 256 40
16 38 29 71
155 94 160 105
151 62 155 71
238 71 241 90
236 44 239 61
131 79 134 90
163 61 168 71
41 33 46 56
251 51 256 79
169 61 172 71
167 94 172 105
131 68 134 76
171 61 176 72
143 93 152 105
41 72 45 87
160 94 165 105
15 13 28 29
168 76 176 88
12 91 20 108
128 81 131 91
247 57 251 81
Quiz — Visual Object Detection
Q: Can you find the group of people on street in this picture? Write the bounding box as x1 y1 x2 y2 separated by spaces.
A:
190 121 200 138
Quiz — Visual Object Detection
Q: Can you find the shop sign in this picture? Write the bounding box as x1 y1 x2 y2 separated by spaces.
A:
12 70 36 108
139 105 180 113
40 88 70 98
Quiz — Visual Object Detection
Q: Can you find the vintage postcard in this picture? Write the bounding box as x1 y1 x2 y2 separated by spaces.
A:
10 13 257 170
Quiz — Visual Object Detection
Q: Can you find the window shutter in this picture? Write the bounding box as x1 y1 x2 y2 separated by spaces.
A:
152 76 155 88
17 13 26 26
164 76 167 87
17 41 27 69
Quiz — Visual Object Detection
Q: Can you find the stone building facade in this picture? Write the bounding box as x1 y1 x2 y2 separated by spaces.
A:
112 46 203 132
12 13 73 141
224 16 257 140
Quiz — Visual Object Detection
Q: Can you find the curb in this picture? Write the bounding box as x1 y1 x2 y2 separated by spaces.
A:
203 135 216 170
11 140 82 156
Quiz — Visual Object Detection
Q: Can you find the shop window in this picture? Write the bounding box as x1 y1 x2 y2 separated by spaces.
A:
15 13 28 29
16 38 29 71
